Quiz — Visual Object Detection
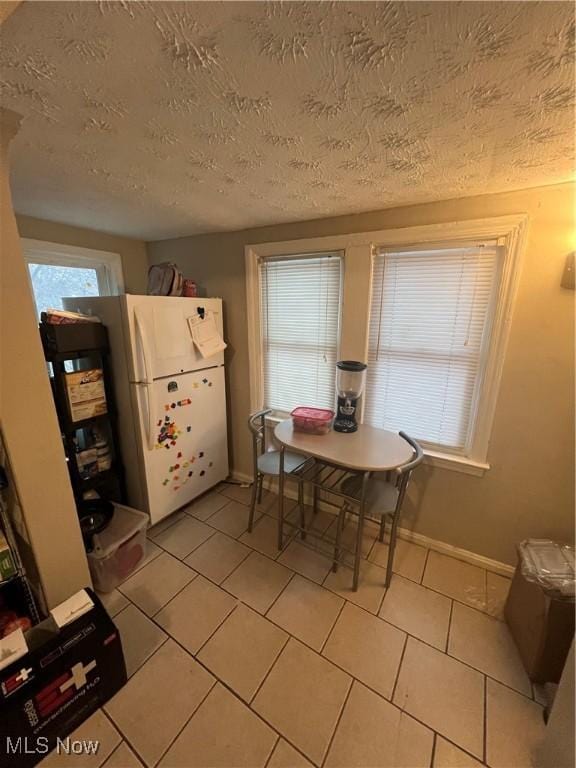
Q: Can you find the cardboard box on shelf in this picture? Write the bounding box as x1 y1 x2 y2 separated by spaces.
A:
65 369 107 423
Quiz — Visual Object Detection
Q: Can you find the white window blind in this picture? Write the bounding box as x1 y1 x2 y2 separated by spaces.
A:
260 253 342 413
364 244 500 453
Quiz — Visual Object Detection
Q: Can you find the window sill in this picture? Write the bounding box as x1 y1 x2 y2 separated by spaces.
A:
423 450 490 477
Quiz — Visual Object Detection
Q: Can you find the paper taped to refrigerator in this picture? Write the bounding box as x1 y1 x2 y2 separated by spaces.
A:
187 312 227 358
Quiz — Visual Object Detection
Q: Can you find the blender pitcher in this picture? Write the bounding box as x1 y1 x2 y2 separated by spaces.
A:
333 361 367 433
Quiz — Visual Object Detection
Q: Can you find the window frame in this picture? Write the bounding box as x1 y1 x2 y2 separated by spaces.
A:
247 248 344 417
366 241 503 461
22 238 124 316
246 214 527 476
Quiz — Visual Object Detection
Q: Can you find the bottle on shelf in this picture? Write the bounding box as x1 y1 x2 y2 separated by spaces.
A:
93 428 112 473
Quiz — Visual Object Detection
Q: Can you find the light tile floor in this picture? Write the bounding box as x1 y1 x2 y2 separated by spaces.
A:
43 484 547 768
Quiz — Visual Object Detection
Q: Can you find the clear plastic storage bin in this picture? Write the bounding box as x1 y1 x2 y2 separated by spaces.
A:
87 504 148 593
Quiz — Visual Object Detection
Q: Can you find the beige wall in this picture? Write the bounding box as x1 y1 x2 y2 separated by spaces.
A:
148 183 575 566
1 109 91 607
16 214 148 295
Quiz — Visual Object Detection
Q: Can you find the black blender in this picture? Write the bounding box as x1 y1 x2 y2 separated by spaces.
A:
333 361 367 433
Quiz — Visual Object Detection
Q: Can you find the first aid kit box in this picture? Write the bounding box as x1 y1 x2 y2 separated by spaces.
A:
0 588 126 767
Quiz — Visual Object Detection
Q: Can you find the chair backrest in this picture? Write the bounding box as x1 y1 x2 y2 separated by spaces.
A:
248 409 272 456
390 432 424 511
398 431 424 475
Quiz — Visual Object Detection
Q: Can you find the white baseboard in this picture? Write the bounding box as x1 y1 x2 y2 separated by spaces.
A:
228 471 515 578
229 471 252 485
397 529 514 577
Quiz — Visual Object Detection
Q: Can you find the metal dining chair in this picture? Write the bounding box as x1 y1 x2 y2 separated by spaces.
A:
336 431 424 588
247 409 307 533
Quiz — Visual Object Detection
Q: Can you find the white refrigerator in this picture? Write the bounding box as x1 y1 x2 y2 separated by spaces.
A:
64 295 229 525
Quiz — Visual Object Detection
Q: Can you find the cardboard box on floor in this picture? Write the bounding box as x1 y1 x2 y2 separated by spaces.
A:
0 588 126 767
505 566 575 684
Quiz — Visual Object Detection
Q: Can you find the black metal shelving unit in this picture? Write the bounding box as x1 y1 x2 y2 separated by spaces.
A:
0 465 40 625
40 322 126 507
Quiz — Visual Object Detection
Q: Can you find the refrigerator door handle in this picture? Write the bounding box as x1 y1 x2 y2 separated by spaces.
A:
139 380 156 452
134 308 154 384
135 309 156 451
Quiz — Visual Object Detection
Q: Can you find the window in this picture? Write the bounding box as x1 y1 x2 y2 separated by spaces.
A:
259 253 342 414
27 263 100 317
22 239 124 318
246 215 526 474
364 243 499 455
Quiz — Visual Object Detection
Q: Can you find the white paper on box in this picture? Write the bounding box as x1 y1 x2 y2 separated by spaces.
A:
50 589 94 629
187 312 227 358
0 628 28 672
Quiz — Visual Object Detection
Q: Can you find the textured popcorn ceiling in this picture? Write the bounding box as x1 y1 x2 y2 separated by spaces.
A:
1 1 574 240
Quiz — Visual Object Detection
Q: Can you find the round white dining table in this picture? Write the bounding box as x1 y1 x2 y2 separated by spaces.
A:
274 419 414 472
273 419 416 589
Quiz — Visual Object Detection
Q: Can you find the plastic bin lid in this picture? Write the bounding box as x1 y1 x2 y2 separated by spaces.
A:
518 539 575 599
91 504 148 558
